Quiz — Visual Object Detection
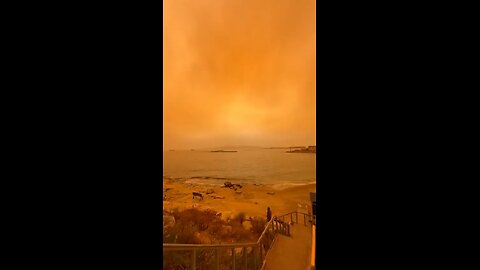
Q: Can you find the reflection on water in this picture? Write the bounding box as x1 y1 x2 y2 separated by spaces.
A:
163 149 316 185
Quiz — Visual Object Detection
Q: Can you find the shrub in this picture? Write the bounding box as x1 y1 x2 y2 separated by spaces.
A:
163 208 261 244
231 224 255 243
232 212 246 225
169 221 200 244
250 217 267 237
174 208 218 231
206 219 225 239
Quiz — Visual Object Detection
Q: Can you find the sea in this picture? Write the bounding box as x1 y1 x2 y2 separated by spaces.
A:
163 148 316 188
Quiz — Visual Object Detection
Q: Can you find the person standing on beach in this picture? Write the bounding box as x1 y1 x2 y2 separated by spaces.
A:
266 207 272 222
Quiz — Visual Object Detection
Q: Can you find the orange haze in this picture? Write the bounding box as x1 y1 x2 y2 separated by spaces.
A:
163 0 316 150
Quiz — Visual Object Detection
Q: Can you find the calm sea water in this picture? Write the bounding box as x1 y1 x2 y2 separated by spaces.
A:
163 149 316 186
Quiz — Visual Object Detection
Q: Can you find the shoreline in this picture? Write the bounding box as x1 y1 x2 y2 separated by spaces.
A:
163 177 316 220
164 176 316 189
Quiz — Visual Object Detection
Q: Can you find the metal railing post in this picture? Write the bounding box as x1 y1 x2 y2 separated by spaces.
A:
192 249 196 270
233 248 236 270
259 244 263 269
253 246 257 270
244 247 247 270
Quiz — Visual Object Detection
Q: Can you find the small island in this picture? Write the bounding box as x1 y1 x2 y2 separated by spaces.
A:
286 146 316 153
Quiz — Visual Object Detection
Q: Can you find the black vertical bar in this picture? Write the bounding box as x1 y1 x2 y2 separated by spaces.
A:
244 247 247 270
233 248 236 270
253 246 257 270
192 249 196 270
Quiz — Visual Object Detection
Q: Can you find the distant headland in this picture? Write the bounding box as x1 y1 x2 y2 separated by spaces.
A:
285 146 316 153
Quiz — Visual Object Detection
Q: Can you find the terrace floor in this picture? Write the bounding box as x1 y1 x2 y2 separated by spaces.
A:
263 223 313 270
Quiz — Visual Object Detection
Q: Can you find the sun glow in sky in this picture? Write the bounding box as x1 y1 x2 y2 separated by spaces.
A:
164 0 316 150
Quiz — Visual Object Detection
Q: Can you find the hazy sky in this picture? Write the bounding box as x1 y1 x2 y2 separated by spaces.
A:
163 0 316 150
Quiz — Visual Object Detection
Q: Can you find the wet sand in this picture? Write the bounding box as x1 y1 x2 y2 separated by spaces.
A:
163 177 316 219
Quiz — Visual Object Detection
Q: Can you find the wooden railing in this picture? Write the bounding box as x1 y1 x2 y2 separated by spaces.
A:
163 211 314 270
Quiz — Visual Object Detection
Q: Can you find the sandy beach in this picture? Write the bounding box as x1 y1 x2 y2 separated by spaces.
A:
163 177 316 220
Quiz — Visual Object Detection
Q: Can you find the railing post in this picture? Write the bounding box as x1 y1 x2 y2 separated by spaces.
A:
253 246 257 270
259 244 263 269
291 213 293 223
244 247 247 270
192 249 196 270
216 248 220 270
233 248 236 270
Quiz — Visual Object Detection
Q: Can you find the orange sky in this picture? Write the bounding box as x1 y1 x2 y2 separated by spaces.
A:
163 0 316 150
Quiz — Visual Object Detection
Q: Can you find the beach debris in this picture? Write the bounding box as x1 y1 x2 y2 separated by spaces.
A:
206 188 215 194
211 195 225 199
192 192 204 200
267 192 275 195
235 190 242 194
223 182 243 190
216 212 222 217
253 201 259 204
165 188 172 191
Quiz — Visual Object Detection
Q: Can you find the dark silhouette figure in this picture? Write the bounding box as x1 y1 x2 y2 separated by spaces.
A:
266 207 272 222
